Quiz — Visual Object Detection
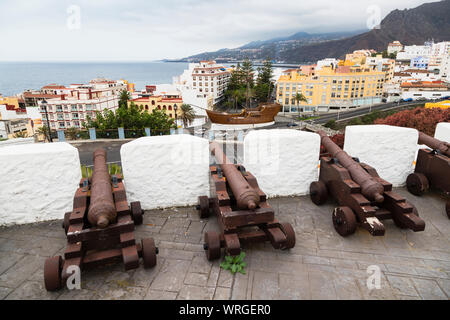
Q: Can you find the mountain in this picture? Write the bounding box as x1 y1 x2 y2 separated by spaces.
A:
179 0 450 64
176 30 362 63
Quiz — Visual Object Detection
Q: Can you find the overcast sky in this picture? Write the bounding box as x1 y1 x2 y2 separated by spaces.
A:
0 0 439 61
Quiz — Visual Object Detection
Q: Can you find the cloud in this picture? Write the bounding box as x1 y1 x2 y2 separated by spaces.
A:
0 0 439 61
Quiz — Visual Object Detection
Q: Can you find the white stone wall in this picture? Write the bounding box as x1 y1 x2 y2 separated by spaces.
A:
120 134 210 210
0 142 81 226
435 122 450 142
243 129 321 197
0 138 35 148
344 125 418 187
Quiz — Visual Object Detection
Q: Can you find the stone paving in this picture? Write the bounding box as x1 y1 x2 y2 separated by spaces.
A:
0 188 449 300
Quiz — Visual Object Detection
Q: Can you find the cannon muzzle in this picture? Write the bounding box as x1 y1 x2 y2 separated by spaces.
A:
87 149 117 228
318 131 385 203
418 132 450 157
210 142 260 210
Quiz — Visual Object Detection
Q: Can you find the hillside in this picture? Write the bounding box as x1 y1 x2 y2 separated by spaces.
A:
180 0 450 63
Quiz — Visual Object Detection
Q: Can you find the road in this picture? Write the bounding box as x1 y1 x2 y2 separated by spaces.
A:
73 99 446 165
311 99 446 125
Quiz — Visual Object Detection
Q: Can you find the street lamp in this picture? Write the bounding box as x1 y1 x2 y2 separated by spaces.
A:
174 104 178 128
41 99 53 142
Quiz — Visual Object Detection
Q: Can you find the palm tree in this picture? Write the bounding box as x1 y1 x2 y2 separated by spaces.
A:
294 92 307 118
13 131 28 138
179 104 196 128
37 125 50 142
119 89 131 109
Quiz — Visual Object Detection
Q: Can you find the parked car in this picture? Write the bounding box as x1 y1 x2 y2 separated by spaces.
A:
287 123 298 127
401 98 413 102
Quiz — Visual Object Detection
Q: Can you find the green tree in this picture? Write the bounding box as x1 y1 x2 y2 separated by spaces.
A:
83 103 175 136
118 89 131 109
254 59 274 103
179 104 196 128
37 125 51 142
65 127 79 140
13 131 28 138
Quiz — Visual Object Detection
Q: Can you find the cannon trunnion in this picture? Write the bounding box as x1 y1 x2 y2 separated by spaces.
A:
197 143 296 260
310 131 425 237
43 149 157 291
407 132 450 218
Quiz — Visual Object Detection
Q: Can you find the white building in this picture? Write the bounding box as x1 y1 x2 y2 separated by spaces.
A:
173 61 231 116
387 41 403 55
37 79 127 130
400 81 450 100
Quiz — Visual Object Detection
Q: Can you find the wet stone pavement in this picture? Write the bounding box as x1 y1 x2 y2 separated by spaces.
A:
0 188 449 300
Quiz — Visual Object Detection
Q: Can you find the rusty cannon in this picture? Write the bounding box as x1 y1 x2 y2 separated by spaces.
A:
407 132 450 218
196 142 295 260
44 149 158 291
310 131 425 237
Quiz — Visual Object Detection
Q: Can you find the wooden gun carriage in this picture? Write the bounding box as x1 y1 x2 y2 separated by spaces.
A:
407 132 450 218
310 131 425 237
196 142 295 260
44 149 157 291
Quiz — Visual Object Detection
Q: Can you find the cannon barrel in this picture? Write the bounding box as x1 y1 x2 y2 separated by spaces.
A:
87 149 117 228
210 142 260 210
318 131 385 203
418 132 450 157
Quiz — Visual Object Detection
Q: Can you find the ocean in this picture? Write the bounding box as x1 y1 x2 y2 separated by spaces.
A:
0 61 190 96
0 61 285 97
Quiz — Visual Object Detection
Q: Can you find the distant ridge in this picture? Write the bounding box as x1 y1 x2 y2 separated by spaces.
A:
180 0 450 63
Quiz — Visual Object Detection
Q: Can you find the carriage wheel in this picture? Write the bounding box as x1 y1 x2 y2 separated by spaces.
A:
280 223 296 250
204 231 221 261
44 256 63 291
131 202 143 225
393 205 419 229
406 173 429 196
446 201 450 219
141 238 157 268
62 212 70 235
332 207 357 237
310 181 328 205
197 196 210 219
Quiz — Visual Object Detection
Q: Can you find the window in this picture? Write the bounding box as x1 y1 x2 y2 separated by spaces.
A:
168 105 172 110
152 101 155 105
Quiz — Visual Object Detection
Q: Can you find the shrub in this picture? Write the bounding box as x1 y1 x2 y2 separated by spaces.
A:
374 107 450 136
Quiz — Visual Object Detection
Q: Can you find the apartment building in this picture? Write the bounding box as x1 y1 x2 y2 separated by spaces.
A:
173 61 231 115
37 79 127 130
277 60 385 113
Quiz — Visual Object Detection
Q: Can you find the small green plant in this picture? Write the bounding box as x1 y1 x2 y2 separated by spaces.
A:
81 165 93 179
220 251 247 275
108 163 122 176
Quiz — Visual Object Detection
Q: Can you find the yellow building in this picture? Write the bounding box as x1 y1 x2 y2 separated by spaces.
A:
128 95 183 119
277 62 386 113
425 100 450 109
0 95 20 109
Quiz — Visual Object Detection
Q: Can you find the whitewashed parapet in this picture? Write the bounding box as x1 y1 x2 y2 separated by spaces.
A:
435 122 450 142
0 138 35 148
120 134 210 210
0 142 81 226
344 125 418 187
243 129 321 197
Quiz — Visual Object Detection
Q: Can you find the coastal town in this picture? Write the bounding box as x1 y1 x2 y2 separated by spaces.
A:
0 0 450 307
1 40 449 141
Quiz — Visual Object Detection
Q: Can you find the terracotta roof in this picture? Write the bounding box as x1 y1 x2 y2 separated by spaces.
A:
42 84 66 89
401 81 448 89
403 69 431 74
394 72 411 77
23 93 60 99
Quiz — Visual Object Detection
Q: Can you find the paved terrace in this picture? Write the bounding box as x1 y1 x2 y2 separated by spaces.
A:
0 188 449 300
